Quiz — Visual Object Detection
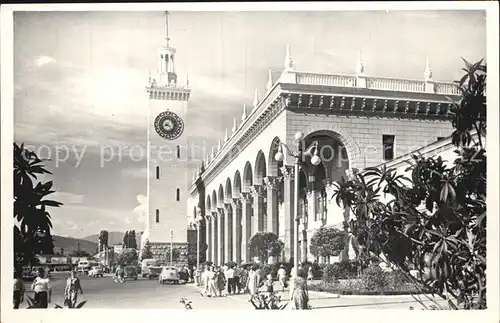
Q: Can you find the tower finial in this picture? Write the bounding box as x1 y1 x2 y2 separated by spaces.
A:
267 69 273 90
253 88 260 109
164 11 170 46
218 139 222 151
186 73 189 87
424 55 432 80
148 68 151 83
241 104 247 122
224 128 229 142
232 117 237 133
284 44 294 71
356 50 365 75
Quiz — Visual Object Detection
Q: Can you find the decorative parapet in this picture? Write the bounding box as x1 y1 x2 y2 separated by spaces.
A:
294 72 460 96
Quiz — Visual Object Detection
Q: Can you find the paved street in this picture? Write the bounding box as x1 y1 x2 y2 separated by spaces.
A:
19 273 447 310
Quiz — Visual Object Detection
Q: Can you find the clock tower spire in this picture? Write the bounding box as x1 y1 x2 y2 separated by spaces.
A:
144 11 191 262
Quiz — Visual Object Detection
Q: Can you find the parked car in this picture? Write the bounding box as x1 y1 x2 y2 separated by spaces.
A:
31 266 51 278
123 266 138 280
159 266 180 284
89 266 104 278
148 266 162 279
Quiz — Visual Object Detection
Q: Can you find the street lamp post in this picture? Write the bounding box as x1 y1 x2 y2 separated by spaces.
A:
274 131 321 276
170 229 174 266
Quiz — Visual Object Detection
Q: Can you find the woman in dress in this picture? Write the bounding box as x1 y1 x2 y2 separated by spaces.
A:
31 268 52 308
64 270 83 308
207 266 217 297
215 267 226 297
290 268 310 310
246 266 259 297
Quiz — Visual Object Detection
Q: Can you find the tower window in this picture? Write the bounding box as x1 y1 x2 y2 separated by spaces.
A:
176 188 180 201
176 145 181 159
383 135 395 161
156 209 160 223
156 166 160 179
437 137 445 141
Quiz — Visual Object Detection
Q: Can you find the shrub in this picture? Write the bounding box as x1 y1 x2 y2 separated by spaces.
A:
322 260 359 282
358 265 391 291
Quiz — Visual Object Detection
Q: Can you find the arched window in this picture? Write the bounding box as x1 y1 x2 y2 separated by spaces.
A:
156 166 160 179
176 189 180 201
176 145 180 159
156 209 160 223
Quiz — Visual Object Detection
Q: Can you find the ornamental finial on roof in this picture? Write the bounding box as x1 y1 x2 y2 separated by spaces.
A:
217 139 222 151
253 88 260 109
211 147 215 159
284 44 294 71
356 50 365 75
424 55 432 80
224 128 229 142
232 117 237 133
266 69 273 90
241 104 247 122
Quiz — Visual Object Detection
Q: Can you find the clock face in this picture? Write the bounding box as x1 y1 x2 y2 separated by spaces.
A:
154 111 184 140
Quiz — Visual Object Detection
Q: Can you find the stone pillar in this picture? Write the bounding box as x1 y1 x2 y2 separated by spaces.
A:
241 192 252 263
231 199 242 263
211 212 218 265
251 185 265 234
301 224 308 264
217 208 224 266
224 204 232 263
281 166 295 262
264 176 280 235
206 214 212 262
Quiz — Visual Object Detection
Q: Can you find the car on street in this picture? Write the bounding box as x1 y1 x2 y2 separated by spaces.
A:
22 266 35 280
159 266 181 284
123 266 138 281
31 266 51 278
89 266 104 278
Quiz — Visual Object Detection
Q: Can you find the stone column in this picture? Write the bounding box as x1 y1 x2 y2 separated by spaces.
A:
240 192 252 263
224 204 232 263
231 199 242 263
281 166 295 262
264 176 280 235
211 212 218 265
251 185 265 234
217 208 224 266
206 214 212 262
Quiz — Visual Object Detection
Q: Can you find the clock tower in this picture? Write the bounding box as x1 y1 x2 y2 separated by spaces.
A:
143 12 191 260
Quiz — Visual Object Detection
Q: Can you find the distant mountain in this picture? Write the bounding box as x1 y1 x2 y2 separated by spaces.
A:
52 235 98 255
82 231 141 248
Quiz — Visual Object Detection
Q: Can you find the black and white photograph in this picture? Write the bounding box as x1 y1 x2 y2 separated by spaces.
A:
1 2 498 317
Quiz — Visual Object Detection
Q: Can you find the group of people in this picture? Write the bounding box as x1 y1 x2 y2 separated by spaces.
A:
195 263 310 310
13 267 83 309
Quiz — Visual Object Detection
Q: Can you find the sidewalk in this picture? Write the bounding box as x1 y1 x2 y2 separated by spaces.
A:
186 281 448 310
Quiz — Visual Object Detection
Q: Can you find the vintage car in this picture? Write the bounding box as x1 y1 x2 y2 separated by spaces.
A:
123 266 138 280
89 266 104 278
159 266 180 284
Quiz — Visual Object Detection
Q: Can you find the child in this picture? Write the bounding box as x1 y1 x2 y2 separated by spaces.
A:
264 274 274 294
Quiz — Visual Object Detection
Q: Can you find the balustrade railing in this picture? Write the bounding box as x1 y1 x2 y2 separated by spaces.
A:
295 72 459 96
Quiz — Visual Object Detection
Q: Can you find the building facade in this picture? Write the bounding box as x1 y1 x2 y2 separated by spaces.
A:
187 46 461 265
142 12 192 261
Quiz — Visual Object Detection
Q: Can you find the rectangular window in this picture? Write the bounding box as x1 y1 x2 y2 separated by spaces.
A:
156 166 160 179
156 209 160 223
176 145 181 159
382 135 395 161
176 188 180 201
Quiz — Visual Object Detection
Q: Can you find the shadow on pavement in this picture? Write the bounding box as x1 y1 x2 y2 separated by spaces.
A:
312 300 417 309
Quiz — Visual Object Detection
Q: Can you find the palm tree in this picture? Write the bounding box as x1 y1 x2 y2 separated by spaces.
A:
13 143 63 267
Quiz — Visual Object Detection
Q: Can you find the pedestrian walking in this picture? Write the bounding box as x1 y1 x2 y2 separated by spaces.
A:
215 267 226 297
264 274 274 294
233 266 241 294
307 266 313 280
246 266 259 297
64 270 83 308
13 270 25 309
31 268 51 308
290 268 310 310
226 266 235 294
277 265 287 292
204 266 217 297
